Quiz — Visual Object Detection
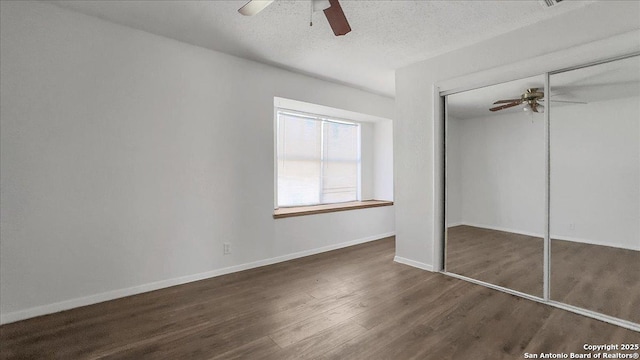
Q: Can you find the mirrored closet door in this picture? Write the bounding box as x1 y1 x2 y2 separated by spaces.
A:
444 54 640 329
445 75 546 298
549 55 640 324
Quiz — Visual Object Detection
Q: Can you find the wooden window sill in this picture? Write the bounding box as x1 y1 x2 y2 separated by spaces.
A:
273 200 393 219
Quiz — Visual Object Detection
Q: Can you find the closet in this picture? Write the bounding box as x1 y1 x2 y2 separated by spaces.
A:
443 54 640 330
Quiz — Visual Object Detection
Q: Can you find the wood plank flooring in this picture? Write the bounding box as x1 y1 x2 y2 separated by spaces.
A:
446 225 544 297
1 236 638 359
551 238 640 324
447 225 640 323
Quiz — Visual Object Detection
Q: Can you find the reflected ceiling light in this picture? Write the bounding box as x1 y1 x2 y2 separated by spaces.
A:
523 102 544 113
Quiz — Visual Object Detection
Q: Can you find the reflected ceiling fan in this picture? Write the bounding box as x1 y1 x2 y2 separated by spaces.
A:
238 0 351 36
490 88 584 113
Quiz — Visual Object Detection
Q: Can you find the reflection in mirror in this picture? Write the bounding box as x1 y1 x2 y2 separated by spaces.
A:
550 55 640 323
446 75 545 297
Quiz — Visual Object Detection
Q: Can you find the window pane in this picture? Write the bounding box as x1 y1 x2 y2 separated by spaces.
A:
323 122 358 203
278 160 320 206
277 111 360 207
277 113 321 206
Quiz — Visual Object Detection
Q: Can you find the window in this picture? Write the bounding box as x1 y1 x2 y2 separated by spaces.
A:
276 110 360 207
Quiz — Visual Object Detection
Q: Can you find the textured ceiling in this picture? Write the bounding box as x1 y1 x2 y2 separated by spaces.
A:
52 0 596 97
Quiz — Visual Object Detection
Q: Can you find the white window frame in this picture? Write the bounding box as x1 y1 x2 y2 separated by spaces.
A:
274 107 362 208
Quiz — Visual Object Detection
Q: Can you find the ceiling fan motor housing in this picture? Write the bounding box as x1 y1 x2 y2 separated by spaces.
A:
522 88 544 101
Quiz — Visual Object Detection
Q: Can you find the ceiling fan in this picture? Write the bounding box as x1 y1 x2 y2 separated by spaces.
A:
490 88 584 113
238 0 351 36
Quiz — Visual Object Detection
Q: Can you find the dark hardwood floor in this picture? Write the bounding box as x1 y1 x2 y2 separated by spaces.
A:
446 225 544 297
1 236 638 359
447 225 640 324
550 238 640 324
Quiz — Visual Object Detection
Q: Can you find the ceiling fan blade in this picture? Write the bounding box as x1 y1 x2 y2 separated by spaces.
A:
493 99 522 104
490 102 521 112
323 0 351 36
238 0 274 16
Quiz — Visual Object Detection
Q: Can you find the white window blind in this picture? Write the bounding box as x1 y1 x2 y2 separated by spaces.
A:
277 110 360 207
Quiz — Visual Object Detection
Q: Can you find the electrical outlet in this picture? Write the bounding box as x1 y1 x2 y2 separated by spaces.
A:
223 243 231 255
569 223 575 231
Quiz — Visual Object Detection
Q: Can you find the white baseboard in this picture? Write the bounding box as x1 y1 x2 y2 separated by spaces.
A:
551 234 640 252
450 222 639 251
394 256 434 272
446 221 464 227
0 232 395 325
456 222 542 238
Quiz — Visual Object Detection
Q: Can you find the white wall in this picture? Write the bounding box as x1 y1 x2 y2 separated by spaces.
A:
395 1 640 270
550 97 639 250
448 112 546 235
0 1 395 323
374 120 394 201
360 122 375 200
448 96 639 251
363 120 395 201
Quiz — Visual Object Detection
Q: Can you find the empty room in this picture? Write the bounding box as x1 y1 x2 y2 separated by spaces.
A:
0 0 638 359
